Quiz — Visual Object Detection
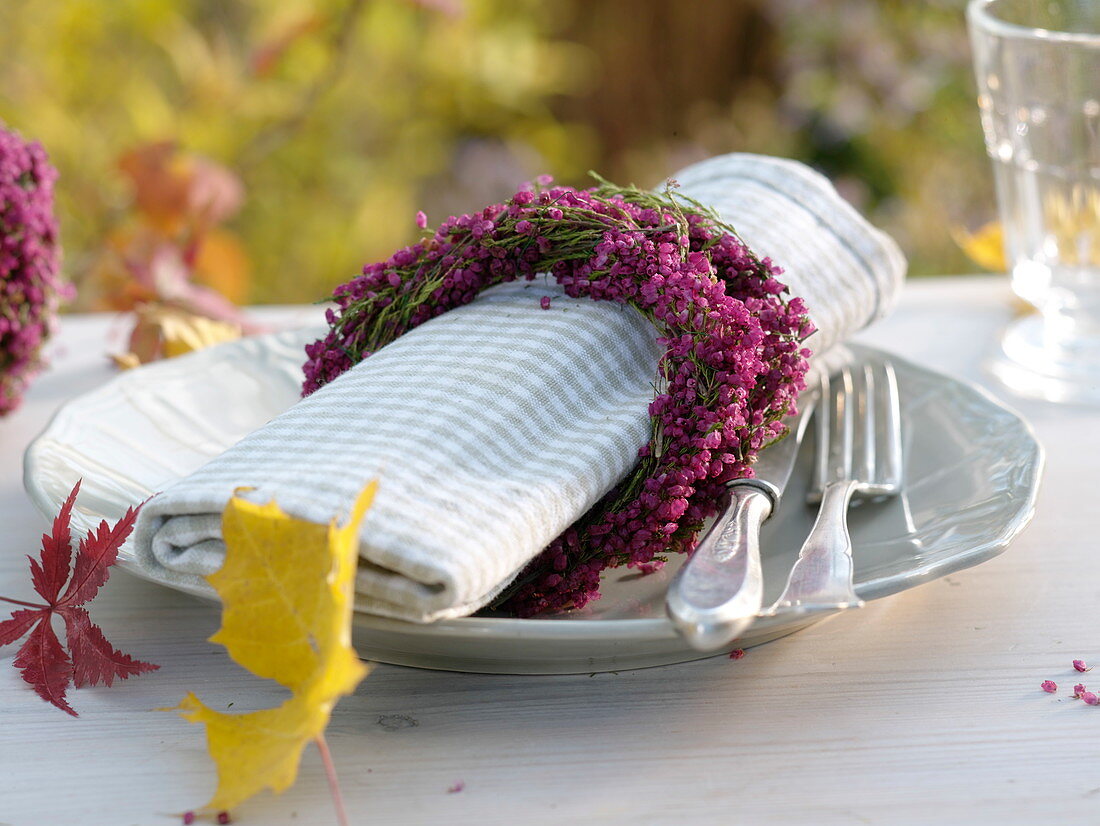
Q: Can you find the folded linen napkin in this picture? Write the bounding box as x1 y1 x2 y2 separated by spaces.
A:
673 154 905 354
133 153 906 622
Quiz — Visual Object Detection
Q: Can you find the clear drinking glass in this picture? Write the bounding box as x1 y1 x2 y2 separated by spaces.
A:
968 0 1100 402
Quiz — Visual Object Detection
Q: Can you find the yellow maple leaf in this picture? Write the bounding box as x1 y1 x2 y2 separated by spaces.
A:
174 482 374 814
952 221 1007 273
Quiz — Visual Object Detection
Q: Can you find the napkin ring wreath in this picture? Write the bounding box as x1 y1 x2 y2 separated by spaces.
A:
0 124 64 416
303 177 813 617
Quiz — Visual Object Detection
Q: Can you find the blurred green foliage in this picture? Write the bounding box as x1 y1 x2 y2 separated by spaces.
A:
0 0 992 306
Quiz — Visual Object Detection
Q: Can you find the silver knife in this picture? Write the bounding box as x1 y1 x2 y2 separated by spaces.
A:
666 396 816 651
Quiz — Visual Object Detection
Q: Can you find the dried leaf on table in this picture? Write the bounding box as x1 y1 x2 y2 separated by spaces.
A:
111 303 243 369
174 481 375 817
0 480 157 715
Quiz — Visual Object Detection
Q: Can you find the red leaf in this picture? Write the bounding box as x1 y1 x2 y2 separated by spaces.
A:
13 616 75 716
28 480 81 604
0 608 45 646
58 503 140 608
2 481 157 715
61 606 159 688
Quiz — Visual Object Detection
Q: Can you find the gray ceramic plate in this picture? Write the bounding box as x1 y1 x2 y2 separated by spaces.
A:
23 334 1042 674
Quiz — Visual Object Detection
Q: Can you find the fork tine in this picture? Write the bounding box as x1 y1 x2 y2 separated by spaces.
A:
860 363 876 484
812 371 831 495
765 355 904 618
832 367 855 481
874 361 903 492
837 367 855 485
811 366 856 503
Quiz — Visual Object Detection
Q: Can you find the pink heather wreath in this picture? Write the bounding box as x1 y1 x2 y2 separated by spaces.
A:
303 177 813 616
0 123 64 416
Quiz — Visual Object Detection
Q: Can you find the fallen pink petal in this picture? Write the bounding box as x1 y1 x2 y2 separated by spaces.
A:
447 781 465 794
1073 659 1091 672
1083 692 1100 706
729 649 746 660
1074 683 1087 698
1041 680 1057 693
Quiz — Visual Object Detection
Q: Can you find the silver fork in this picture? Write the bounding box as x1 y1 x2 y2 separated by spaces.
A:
764 359 903 616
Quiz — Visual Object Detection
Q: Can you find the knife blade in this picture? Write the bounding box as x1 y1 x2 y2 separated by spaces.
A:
665 395 817 651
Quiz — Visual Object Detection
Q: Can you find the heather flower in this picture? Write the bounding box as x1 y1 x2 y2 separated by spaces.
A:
1041 680 1057 693
1083 692 1099 706
1074 684 1087 698
0 123 65 415
1073 659 1090 673
303 178 812 615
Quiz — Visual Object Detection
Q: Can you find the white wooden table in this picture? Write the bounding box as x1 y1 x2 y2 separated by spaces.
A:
2 276 1097 826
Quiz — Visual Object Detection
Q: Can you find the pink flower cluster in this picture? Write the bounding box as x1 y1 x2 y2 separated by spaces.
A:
0 124 63 416
304 180 813 616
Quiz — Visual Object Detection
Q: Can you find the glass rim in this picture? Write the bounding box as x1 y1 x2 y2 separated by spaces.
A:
967 0 1100 45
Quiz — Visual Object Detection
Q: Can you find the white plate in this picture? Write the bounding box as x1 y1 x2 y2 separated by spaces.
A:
23 333 1043 674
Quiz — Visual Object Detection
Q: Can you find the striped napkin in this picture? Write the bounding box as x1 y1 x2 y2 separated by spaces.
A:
133 154 906 622
674 155 905 354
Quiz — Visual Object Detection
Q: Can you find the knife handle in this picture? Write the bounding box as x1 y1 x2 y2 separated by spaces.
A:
665 481 774 651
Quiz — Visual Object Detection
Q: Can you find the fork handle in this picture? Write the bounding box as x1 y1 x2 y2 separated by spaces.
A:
666 482 772 651
766 479 866 616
